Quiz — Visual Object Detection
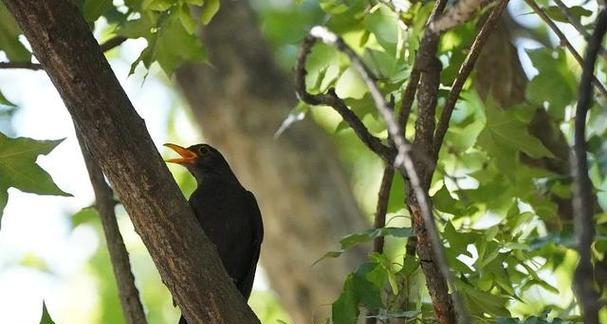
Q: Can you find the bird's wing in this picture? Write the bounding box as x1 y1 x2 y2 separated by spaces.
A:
237 190 264 299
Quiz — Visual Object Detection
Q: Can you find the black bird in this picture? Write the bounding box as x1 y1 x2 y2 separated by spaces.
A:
164 143 263 324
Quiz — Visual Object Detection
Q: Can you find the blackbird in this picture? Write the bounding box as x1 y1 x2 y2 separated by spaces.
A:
164 143 264 324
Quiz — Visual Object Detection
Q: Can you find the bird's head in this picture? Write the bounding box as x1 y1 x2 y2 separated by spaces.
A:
163 143 237 184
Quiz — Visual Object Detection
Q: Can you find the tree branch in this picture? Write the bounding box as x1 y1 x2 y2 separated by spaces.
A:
365 165 394 324
552 0 607 62
2 1 259 322
524 0 607 98
397 70 420 134
572 8 607 324
0 36 126 71
0 61 43 70
295 38 393 161
433 0 510 157
297 22 464 323
75 127 148 324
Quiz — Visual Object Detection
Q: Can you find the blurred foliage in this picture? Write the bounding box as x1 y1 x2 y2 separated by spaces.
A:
1 0 607 323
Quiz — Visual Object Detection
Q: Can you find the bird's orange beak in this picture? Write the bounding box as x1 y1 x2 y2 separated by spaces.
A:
163 143 198 165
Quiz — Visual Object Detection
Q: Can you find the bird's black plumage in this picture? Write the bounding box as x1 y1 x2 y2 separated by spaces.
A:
165 143 263 324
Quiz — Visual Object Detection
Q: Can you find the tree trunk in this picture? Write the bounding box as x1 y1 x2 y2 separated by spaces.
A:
175 1 368 322
3 1 259 323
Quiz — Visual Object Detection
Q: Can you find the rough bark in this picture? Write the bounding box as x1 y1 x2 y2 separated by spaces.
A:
76 129 148 324
175 1 367 323
3 1 259 323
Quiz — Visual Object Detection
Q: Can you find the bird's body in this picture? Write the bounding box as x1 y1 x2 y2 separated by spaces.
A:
188 173 262 298
165 143 263 324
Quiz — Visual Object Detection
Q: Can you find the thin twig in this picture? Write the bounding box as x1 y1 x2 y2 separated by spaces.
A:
552 0 607 61
0 35 127 70
0 61 43 70
75 127 148 324
372 167 395 254
524 0 607 98
434 0 510 157
366 166 395 324
398 70 420 134
295 40 393 161
572 8 607 324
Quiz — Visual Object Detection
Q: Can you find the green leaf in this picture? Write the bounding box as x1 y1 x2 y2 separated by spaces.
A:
477 100 554 174
0 3 31 61
200 0 220 25
39 301 56 324
544 5 591 23
320 0 350 15
314 227 412 264
364 4 399 54
0 90 16 107
353 263 384 309
0 133 71 222
335 65 367 99
332 275 359 324
117 14 157 39
185 0 204 5
178 4 197 34
525 48 577 118
155 12 206 74
147 0 174 11
82 0 113 22
71 207 99 229
455 278 510 317
129 12 206 75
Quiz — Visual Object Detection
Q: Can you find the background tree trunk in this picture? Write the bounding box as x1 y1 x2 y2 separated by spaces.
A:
175 1 368 323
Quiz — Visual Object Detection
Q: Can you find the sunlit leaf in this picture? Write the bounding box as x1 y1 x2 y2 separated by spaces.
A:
274 102 309 138
178 4 197 34
0 133 71 223
200 0 220 25
0 90 16 107
315 227 412 264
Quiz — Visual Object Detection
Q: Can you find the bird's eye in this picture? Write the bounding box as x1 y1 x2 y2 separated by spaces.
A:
198 146 208 155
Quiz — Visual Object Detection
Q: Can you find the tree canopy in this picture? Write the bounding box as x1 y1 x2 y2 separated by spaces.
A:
1 0 606 323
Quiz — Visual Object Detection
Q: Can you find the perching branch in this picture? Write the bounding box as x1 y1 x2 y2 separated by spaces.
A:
572 8 607 324
0 36 127 70
434 0 510 157
524 0 607 98
75 128 148 324
2 1 259 322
